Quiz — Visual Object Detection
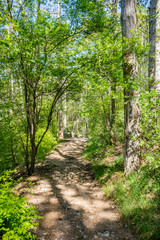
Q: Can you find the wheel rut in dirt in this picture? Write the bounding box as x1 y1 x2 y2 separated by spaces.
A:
20 139 136 240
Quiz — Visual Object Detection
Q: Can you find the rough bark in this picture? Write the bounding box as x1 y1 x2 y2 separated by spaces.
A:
149 0 160 91
121 0 141 175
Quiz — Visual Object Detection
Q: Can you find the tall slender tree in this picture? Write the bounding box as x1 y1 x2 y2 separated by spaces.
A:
57 0 64 139
110 0 118 144
147 0 160 147
149 0 160 92
121 0 141 175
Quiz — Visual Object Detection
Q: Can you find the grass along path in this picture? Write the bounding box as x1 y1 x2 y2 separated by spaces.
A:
86 144 160 240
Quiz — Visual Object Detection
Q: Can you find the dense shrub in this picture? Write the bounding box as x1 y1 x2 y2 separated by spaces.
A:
0 171 40 239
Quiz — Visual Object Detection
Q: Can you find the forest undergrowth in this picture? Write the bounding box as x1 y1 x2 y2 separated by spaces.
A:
0 134 59 240
83 141 160 240
0 170 41 240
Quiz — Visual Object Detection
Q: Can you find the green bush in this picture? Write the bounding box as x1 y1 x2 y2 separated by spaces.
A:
83 132 111 160
36 128 57 161
0 121 23 172
105 157 160 240
0 171 40 239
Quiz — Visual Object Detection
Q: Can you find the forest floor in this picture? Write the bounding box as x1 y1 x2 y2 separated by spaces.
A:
18 139 136 240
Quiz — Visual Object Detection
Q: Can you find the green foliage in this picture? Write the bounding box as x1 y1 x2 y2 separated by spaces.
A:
0 171 40 239
83 132 111 160
0 122 57 172
36 128 57 161
0 115 24 172
62 0 106 32
91 150 160 240
140 90 160 149
111 158 160 240
91 154 124 185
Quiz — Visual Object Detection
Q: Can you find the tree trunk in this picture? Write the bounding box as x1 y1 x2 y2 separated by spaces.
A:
85 118 88 137
25 125 30 174
110 0 117 145
155 0 160 91
149 0 156 91
121 0 141 175
110 80 116 144
76 119 79 137
149 0 160 91
30 140 36 175
63 94 67 130
148 0 160 145
58 98 64 139
57 0 63 139
110 82 116 129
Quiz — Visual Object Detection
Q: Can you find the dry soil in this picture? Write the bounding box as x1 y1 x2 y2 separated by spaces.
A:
19 139 136 240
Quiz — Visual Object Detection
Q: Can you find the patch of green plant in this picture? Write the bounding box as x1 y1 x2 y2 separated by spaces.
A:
103 156 160 240
89 146 160 240
0 170 41 239
140 91 160 150
91 154 124 185
36 128 57 161
0 122 23 172
83 133 110 160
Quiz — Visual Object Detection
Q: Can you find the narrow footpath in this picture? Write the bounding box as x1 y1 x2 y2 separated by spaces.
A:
20 139 136 240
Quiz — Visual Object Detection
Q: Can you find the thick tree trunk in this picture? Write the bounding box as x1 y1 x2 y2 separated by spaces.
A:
121 0 141 175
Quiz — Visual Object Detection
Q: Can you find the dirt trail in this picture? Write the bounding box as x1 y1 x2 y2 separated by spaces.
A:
20 139 136 240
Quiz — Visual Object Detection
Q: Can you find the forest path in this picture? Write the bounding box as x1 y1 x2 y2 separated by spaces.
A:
20 139 135 240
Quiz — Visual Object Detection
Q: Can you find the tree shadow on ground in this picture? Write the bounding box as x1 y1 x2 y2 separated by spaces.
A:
19 140 135 240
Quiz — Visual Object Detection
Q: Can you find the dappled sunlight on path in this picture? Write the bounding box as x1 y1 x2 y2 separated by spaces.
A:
19 139 136 240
